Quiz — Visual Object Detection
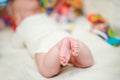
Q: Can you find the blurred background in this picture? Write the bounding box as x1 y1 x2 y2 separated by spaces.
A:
83 0 120 36
0 0 120 35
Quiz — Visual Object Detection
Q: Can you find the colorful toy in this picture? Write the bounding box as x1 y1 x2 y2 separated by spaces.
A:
66 0 83 16
0 0 17 31
39 0 83 23
53 0 83 23
0 13 16 31
57 3 71 23
88 14 120 47
0 0 7 31
40 0 57 15
88 14 105 24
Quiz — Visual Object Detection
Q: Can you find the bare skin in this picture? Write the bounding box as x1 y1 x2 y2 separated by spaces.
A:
13 0 40 26
13 0 94 78
35 37 94 78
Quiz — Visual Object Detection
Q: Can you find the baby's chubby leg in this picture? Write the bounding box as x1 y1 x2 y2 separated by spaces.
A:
69 39 94 68
35 37 72 78
35 37 94 78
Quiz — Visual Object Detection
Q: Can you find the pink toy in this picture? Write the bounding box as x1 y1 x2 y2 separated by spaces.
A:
52 0 83 23
57 3 70 23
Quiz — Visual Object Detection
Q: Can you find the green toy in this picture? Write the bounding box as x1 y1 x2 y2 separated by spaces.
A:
40 0 57 14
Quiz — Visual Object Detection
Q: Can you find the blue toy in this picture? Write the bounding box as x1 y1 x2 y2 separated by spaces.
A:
107 38 120 47
105 26 120 46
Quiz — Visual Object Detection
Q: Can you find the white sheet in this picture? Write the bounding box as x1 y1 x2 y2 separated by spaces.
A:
0 24 120 80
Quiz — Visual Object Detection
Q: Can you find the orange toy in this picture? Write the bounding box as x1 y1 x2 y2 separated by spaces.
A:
68 0 83 9
88 14 106 24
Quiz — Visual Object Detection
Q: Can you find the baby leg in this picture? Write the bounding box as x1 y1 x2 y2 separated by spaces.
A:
60 37 71 66
35 37 72 78
70 39 94 68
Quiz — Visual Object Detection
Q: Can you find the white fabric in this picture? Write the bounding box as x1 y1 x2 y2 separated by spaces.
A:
14 13 70 57
0 16 120 80
0 27 120 80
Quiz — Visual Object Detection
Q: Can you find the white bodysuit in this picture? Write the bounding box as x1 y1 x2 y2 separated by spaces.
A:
13 14 70 57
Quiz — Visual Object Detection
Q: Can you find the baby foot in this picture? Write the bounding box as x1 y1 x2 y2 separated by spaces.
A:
60 57 68 66
70 39 80 56
60 38 71 66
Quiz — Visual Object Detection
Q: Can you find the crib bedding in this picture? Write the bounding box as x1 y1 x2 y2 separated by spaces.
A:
0 22 120 80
